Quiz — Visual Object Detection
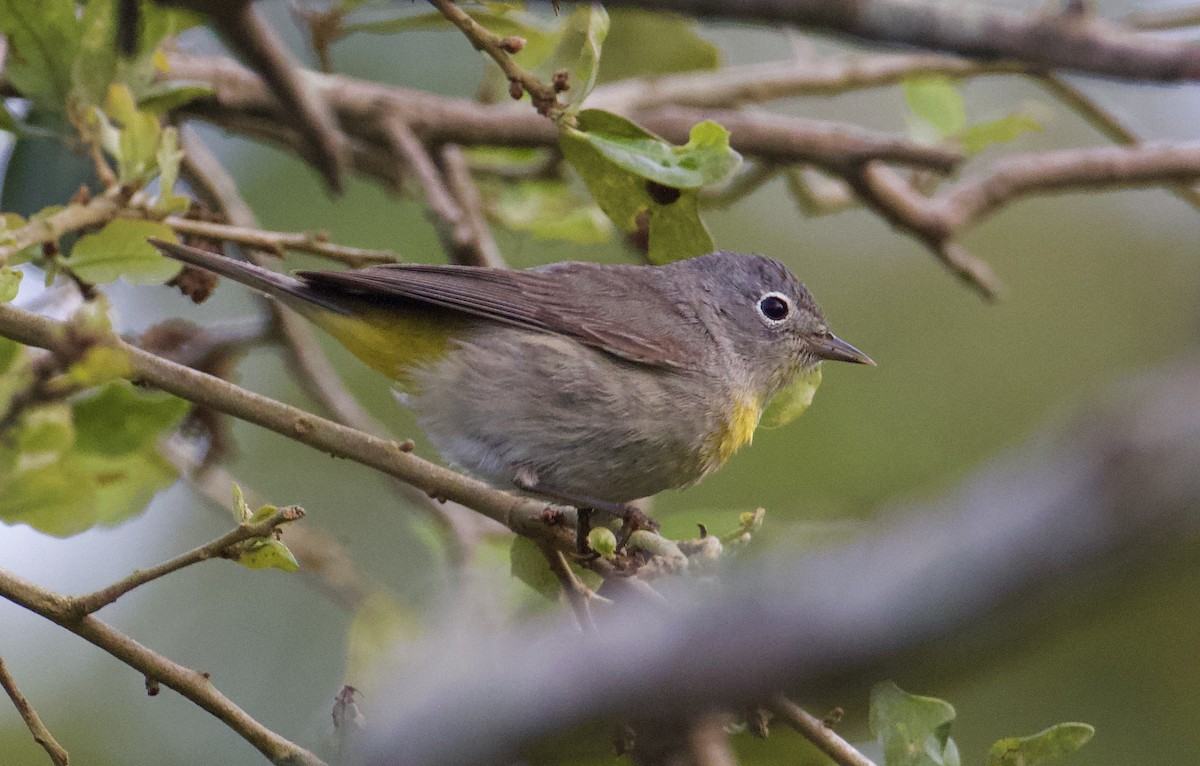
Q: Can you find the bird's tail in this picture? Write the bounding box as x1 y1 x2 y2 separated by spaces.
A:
148 238 346 313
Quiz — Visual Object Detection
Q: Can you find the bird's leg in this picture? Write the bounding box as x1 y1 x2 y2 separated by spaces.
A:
512 474 657 554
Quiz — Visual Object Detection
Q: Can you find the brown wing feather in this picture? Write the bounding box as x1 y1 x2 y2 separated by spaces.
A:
295 263 696 367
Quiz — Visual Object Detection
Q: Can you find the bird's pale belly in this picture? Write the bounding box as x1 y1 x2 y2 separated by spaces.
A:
407 326 750 503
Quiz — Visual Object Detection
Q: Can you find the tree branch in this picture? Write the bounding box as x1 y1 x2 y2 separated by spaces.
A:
166 54 961 172
589 54 1024 112
593 0 1200 83
0 657 70 766
158 216 401 267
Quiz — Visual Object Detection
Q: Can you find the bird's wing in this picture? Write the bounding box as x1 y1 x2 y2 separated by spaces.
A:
295 263 698 367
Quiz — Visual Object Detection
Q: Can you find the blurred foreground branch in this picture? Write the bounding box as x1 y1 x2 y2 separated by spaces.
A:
361 360 1200 765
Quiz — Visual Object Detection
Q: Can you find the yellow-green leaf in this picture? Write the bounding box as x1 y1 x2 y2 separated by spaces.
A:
870 681 961 766
962 113 1043 155
760 366 822 428
0 267 22 303
986 723 1094 766
510 535 559 600
598 9 718 83
234 537 300 572
904 75 966 139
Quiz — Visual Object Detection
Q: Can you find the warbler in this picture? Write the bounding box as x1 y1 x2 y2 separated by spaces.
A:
149 239 873 544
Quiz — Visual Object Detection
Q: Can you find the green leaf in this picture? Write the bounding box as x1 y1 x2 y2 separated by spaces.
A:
597 9 719 83
568 111 739 189
234 537 300 572
0 267 22 303
488 180 612 244
12 404 75 455
903 76 966 139
560 111 739 263
72 0 120 110
79 448 178 526
72 381 189 455
101 83 163 184
232 483 251 521
0 101 21 134
60 345 134 388
0 214 39 266
760 366 822 428
986 723 1094 766
510 535 559 600
154 126 189 212
344 6 555 44
961 113 1043 155
0 337 32 416
0 0 80 111
0 459 101 537
65 220 182 284
870 681 960 766
533 5 609 113
136 81 214 114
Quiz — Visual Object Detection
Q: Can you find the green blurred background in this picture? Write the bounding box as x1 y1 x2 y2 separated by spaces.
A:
2 3 1199 764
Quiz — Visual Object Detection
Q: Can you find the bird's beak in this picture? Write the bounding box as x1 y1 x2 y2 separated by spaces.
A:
810 332 876 366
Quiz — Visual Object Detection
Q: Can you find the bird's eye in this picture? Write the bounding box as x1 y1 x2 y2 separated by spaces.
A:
756 292 792 323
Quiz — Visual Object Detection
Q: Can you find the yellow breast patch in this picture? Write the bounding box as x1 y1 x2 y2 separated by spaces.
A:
707 395 762 468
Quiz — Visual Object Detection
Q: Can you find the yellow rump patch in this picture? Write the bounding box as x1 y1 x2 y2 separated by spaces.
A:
305 304 467 389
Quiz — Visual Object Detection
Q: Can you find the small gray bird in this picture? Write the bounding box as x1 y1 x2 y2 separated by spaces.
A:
150 239 872 543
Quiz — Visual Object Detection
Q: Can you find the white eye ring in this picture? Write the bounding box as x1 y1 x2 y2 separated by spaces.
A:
756 291 793 324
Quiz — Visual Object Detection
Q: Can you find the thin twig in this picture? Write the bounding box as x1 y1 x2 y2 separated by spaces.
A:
0 189 124 264
769 695 877 766
164 442 386 612
540 546 602 630
0 657 70 766
0 569 326 766
439 144 506 268
590 54 1025 112
209 1 347 191
158 216 401 267
1037 74 1200 212
428 0 561 116
71 507 305 615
